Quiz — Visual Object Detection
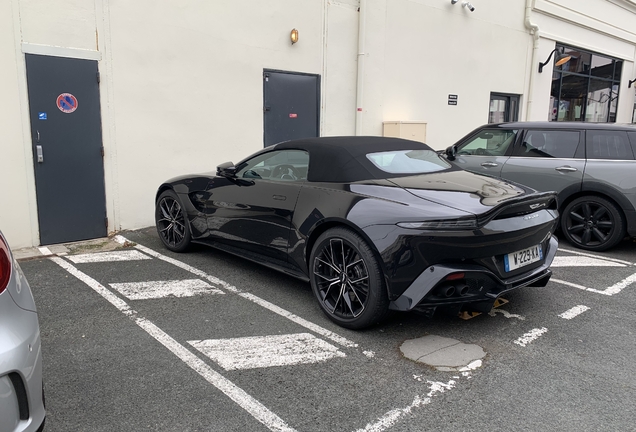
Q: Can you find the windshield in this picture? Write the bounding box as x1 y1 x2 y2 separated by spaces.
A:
366 149 451 174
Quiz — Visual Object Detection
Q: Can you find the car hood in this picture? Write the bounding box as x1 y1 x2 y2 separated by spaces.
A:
387 170 535 216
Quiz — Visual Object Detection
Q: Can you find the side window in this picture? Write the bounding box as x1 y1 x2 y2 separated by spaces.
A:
628 132 636 158
586 131 634 160
457 129 517 156
513 130 581 158
236 150 309 181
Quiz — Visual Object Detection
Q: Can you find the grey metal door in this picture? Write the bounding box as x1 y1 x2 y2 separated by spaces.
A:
263 70 320 147
25 54 107 245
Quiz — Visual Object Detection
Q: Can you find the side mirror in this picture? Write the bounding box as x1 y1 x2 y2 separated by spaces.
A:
217 161 237 178
445 145 457 161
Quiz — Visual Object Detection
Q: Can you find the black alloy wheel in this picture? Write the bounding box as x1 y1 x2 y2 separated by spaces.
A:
561 196 625 252
309 227 389 329
155 190 192 252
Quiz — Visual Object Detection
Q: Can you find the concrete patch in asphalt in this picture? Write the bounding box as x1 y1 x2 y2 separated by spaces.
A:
400 335 486 372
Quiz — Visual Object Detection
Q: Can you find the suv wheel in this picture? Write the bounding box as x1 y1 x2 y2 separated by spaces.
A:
561 196 625 251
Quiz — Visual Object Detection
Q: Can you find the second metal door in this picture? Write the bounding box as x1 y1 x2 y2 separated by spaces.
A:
263 70 320 147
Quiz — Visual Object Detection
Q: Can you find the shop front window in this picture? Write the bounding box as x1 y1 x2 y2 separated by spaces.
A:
550 44 622 123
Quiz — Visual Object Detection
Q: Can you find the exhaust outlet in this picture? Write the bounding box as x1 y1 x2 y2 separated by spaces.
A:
456 284 470 296
437 285 455 298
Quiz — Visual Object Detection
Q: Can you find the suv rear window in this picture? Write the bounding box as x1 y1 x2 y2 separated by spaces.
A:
586 130 634 160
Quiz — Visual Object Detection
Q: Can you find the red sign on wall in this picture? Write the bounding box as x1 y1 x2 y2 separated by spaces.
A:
56 93 78 113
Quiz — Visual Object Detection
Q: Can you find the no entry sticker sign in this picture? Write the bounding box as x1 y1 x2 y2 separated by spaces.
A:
56 93 78 113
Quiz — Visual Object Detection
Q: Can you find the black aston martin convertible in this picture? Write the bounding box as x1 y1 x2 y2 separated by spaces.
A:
155 136 558 329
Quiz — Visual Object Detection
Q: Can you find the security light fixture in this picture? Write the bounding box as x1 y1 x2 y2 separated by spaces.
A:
290 29 299 45
451 0 459 4
538 48 572 73
629 78 636 88
462 1 475 11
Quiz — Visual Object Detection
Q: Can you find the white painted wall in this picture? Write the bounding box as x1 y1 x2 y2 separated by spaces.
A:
0 1 35 248
1 0 635 247
362 0 533 149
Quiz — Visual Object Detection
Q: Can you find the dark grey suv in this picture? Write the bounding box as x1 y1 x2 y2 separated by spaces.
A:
444 122 636 251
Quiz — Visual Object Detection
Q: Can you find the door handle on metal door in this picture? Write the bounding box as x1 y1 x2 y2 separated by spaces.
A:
272 195 287 201
36 145 44 163
555 166 577 172
481 162 498 167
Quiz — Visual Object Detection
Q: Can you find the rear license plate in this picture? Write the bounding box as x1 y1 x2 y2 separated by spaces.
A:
504 244 543 272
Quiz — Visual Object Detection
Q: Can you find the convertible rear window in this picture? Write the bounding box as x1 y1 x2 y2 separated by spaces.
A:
366 150 450 174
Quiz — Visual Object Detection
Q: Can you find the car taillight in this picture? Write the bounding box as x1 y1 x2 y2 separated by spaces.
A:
0 236 11 294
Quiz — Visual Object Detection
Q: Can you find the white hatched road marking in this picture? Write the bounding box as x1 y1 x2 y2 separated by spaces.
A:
488 309 525 320
110 279 224 300
38 246 52 256
353 380 456 432
559 305 590 320
551 256 625 268
514 328 548 347
189 333 345 370
113 235 358 349
558 247 635 266
67 249 152 263
551 273 636 296
50 256 297 432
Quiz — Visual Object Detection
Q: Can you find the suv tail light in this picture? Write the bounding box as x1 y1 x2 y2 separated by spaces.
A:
0 235 12 294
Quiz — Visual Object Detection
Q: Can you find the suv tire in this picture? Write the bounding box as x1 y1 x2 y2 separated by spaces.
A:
561 196 625 251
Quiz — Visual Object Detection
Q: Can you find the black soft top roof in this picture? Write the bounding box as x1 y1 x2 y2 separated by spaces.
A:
272 136 436 183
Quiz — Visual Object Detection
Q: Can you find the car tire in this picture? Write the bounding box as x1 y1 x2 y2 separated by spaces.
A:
155 189 192 252
309 227 389 329
561 196 625 251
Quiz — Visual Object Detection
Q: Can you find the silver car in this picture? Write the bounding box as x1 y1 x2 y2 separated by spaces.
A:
444 122 636 251
0 230 45 432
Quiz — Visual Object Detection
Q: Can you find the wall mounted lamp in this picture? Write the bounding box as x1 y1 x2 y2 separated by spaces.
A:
538 48 572 73
629 78 636 88
290 29 299 45
451 0 475 11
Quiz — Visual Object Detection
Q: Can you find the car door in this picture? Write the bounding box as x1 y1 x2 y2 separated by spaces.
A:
204 149 309 262
451 127 519 177
499 129 585 200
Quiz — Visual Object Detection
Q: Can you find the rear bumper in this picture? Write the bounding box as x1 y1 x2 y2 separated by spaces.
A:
389 235 558 312
0 268 46 432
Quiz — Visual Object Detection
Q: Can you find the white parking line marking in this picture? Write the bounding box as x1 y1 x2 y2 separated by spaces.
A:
353 380 456 432
50 256 297 432
114 235 358 349
67 250 152 263
110 279 224 300
238 291 358 348
189 333 345 370
557 248 635 266
514 328 548 347
559 305 590 320
551 272 636 296
604 273 636 295
551 256 625 268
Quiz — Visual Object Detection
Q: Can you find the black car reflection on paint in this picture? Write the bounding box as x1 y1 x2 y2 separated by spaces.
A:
155 136 558 329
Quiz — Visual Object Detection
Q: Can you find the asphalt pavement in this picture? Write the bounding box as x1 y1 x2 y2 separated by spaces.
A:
19 228 636 431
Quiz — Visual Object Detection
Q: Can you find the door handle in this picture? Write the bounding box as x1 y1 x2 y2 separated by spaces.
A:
36 145 44 163
272 195 287 201
555 166 577 173
481 162 498 167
